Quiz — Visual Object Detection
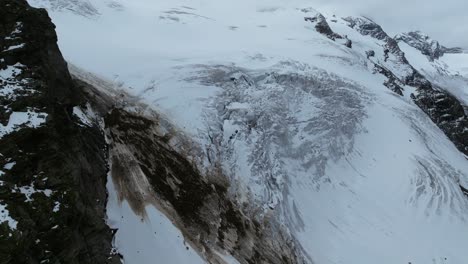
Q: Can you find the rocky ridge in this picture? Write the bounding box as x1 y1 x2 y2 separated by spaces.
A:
0 0 119 263
341 15 468 157
395 31 464 61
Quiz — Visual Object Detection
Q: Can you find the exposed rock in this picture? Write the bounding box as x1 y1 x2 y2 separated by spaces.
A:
460 184 468 197
366 50 375 58
0 0 119 263
344 37 352 48
372 64 404 95
304 14 342 41
404 70 432 90
413 87 468 155
104 106 307 264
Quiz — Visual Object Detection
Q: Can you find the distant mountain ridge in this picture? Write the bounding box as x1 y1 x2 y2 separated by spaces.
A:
395 30 464 61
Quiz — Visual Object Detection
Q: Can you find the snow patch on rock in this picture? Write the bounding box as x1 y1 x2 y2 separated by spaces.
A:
0 110 48 138
0 203 17 230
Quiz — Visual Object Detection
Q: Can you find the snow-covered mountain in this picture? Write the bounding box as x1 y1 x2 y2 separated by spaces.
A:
2 0 468 263
395 31 463 61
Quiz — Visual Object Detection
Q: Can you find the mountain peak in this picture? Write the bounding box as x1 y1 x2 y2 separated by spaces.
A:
395 31 463 61
343 16 389 41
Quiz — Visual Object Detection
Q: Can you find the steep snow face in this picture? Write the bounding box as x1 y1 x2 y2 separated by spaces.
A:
29 0 468 263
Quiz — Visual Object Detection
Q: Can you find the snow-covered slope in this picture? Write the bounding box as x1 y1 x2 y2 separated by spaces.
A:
26 0 468 263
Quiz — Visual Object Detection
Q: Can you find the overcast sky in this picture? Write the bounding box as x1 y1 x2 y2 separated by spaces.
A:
312 0 468 48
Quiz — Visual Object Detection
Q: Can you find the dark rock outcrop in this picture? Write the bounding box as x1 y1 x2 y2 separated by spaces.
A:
0 1 119 263
344 37 352 48
461 184 468 197
366 50 375 58
303 12 354 49
304 14 343 41
372 64 404 95
413 88 468 155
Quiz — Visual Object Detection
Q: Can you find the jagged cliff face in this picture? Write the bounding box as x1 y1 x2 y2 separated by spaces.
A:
0 1 119 263
2 0 468 263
